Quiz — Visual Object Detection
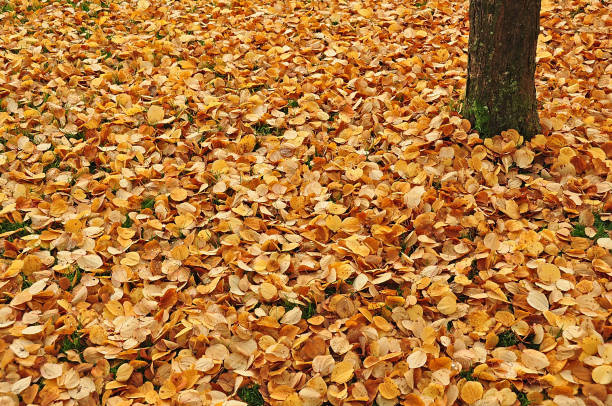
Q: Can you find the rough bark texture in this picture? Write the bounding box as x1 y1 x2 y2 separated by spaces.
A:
463 0 542 139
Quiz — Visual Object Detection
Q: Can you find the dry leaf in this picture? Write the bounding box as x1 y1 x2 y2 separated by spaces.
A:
527 290 549 312
537 263 561 283
460 381 483 404
407 350 427 368
521 349 550 370
116 363 134 382
0 1 608 404
592 365 612 385
437 296 457 315
76 254 103 270
147 105 165 124
378 378 400 399
331 361 354 384
41 363 63 379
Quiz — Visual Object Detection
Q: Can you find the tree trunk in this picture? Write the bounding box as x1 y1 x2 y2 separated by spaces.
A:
463 0 541 139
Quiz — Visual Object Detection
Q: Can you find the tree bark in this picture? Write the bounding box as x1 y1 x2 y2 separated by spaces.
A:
463 0 542 139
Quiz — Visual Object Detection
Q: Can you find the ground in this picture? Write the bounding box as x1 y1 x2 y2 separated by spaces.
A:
0 0 611 405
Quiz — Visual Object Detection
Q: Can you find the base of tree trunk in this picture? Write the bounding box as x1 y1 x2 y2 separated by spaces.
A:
463 0 542 140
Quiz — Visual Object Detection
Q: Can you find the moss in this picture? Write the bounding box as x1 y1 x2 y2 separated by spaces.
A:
463 100 490 136
21 273 33 290
66 266 82 290
571 223 587 238
252 123 283 137
569 5 586 18
468 259 479 280
60 326 86 361
465 88 538 139
523 333 540 350
459 367 478 381
593 213 612 238
511 385 531 406
0 219 32 241
281 300 317 319
483 0 498 15
43 154 62 172
141 197 156 210
496 329 519 347
280 99 299 113
324 284 337 297
121 215 133 228
89 161 112 174
300 301 316 319
459 227 477 241
468 40 480 53
499 74 539 139
571 213 612 240
237 384 264 406
507 79 519 94
109 360 128 377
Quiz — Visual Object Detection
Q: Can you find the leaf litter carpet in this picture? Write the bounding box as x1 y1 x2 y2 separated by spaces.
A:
0 0 611 405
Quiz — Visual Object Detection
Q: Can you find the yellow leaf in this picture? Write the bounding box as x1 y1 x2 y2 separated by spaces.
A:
239 134 257 153
537 263 561 283
170 188 188 201
592 365 612 385
331 360 354 384
125 106 144 116
115 363 134 382
357 7 373 18
437 296 457 315
326 215 342 232
136 0 150 10
460 381 483 404
147 105 165 124
327 203 347 215
345 236 370 256
378 378 400 399
116 94 131 107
